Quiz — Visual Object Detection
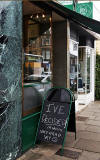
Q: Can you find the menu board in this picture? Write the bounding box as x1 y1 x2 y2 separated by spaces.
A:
37 100 71 145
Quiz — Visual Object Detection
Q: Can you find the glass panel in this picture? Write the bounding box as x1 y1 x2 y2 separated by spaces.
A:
42 49 46 60
70 54 78 93
87 48 90 93
78 47 91 94
46 49 50 60
23 14 52 116
78 48 86 94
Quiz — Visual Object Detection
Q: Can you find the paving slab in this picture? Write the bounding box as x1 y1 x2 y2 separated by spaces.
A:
76 121 88 131
79 111 94 117
17 101 100 160
77 131 100 141
95 116 100 121
40 154 73 160
86 120 100 126
78 151 100 160
31 144 60 156
86 125 100 133
88 116 96 120
64 133 78 148
74 138 100 153
64 147 82 153
93 113 100 117
17 150 43 160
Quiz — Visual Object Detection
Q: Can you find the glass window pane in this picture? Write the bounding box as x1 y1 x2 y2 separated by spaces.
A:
70 55 78 93
23 14 52 116
87 48 90 93
46 49 50 60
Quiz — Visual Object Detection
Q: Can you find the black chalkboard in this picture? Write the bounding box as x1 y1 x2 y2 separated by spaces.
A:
36 88 72 145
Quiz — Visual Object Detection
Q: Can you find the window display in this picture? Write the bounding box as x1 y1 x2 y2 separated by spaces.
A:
87 49 90 93
23 16 52 84
78 47 91 94
70 55 78 93
23 14 52 116
69 40 78 93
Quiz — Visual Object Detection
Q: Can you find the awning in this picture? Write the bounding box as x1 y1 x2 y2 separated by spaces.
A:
32 1 100 35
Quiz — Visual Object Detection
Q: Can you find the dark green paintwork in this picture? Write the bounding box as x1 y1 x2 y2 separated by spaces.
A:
64 2 93 18
22 112 40 152
95 55 100 100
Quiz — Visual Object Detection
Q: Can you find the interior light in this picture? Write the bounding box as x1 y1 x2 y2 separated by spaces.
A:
42 13 45 18
30 15 33 19
49 17 52 22
36 14 39 19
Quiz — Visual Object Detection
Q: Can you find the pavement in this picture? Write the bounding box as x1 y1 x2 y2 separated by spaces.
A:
18 101 100 160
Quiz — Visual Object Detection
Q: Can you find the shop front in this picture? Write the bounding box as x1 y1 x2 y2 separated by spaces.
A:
1 1 100 160
78 46 95 105
22 1 97 151
69 22 96 110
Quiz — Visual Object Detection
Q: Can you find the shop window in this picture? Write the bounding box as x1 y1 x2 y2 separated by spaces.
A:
23 14 52 116
42 49 51 60
69 40 78 94
78 47 91 94
70 55 78 93
87 48 91 93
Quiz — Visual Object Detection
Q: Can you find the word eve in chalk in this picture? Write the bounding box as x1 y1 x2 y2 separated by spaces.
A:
46 103 65 114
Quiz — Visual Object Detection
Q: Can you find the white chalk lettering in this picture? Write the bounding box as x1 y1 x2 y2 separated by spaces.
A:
40 130 45 134
44 135 51 141
42 114 66 126
58 133 61 137
54 105 59 113
58 106 65 114
52 137 58 143
46 103 54 113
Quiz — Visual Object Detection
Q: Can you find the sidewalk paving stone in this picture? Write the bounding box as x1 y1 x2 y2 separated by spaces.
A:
64 133 78 148
39 154 73 160
78 111 94 117
77 131 100 141
76 121 88 131
31 144 61 156
95 117 100 121
85 125 100 133
86 119 100 127
74 138 100 153
17 101 100 160
78 151 100 160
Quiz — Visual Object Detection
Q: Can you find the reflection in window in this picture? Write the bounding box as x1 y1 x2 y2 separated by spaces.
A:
23 14 52 116
70 55 78 93
87 49 90 93
78 47 91 94
23 15 52 84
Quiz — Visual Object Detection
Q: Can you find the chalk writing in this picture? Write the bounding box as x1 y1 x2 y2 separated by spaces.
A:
37 100 71 145
46 103 65 114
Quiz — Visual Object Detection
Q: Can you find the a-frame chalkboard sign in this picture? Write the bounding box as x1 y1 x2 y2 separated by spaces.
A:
35 87 75 154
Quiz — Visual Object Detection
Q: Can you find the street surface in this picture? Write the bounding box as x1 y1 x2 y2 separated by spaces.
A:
18 101 100 160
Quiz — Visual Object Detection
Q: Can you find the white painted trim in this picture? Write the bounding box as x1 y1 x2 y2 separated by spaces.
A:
79 46 94 50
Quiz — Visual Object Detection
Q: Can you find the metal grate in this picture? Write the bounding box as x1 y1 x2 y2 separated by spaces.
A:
76 116 88 121
56 148 81 159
